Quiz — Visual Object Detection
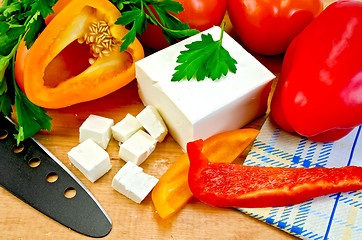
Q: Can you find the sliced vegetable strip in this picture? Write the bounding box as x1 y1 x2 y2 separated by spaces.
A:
152 154 193 218
152 128 259 218
187 139 362 208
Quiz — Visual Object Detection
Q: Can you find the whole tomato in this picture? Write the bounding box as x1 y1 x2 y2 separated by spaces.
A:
138 0 227 50
227 0 323 56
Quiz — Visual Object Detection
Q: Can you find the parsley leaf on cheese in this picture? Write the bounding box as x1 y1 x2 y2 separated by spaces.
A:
171 23 237 82
112 0 199 52
0 0 54 144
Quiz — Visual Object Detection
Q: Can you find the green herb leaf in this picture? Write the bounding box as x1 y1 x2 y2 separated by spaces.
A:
24 11 45 48
0 0 55 144
0 69 13 116
113 0 199 51
171 24 238 82
151 0 184 28
116 7 147 52
0 26 26 55
29 0 56 19
14 89 52 145
0 55 11 80
0 94 13 116
0 2 21 17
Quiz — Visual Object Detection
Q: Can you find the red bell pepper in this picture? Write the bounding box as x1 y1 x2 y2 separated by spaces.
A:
270 0 362 142
187 139 362 208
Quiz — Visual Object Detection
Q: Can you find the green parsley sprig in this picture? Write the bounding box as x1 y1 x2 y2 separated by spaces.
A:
171 23 238 82
0 0 54 144
111 0 199 52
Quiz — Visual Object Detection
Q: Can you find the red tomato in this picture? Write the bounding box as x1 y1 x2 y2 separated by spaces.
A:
177 0 227 31
138 0 227 50
227 0 323 55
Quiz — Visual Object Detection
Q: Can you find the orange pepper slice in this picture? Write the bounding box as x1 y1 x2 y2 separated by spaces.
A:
151 128 260 219
22 0 144 109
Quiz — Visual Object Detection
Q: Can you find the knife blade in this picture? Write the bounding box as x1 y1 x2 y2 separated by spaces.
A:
0 114 112 238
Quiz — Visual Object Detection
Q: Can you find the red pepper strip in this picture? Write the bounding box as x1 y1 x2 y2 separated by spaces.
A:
187 139 362 208
152 129 259 218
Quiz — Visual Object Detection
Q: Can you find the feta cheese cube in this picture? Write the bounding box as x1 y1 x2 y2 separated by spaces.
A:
68 139 112 182
111 114 143 143
112 162 159 204
79 114 114 149
118 130 157 165
136 105 168 142
136 26 275 150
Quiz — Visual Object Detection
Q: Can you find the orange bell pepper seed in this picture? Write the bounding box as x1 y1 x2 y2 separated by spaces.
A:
22 0 144 109
152 128 260 219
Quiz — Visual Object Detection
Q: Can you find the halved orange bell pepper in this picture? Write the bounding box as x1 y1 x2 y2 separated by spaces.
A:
21 0 144 109
151 128 260 219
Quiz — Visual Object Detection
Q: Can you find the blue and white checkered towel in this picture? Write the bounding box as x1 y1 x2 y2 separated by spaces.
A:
238 117 362 240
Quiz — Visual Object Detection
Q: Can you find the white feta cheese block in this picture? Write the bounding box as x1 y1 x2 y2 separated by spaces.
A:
79 114 114 149
136 26 275 150
68 139 112 183
112 161 159 204
118 130 157 166
111 113 143 143
136 105 168 142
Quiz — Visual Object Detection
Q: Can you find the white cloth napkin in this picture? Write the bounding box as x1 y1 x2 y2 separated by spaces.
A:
238 117 362 240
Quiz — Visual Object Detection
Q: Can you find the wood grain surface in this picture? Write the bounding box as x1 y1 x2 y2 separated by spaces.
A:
0 1 336 239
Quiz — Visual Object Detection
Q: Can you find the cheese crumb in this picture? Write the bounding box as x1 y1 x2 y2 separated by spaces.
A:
68 139 111 182
112 162 158 204
111 113 143 143
136 105 168 142
79 114 114 149
119 130 157 166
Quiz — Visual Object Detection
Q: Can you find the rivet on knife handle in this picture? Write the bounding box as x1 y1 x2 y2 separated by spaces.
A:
0 114 112 238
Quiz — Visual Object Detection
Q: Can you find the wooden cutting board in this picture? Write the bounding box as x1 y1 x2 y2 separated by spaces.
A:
0 1 336 239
